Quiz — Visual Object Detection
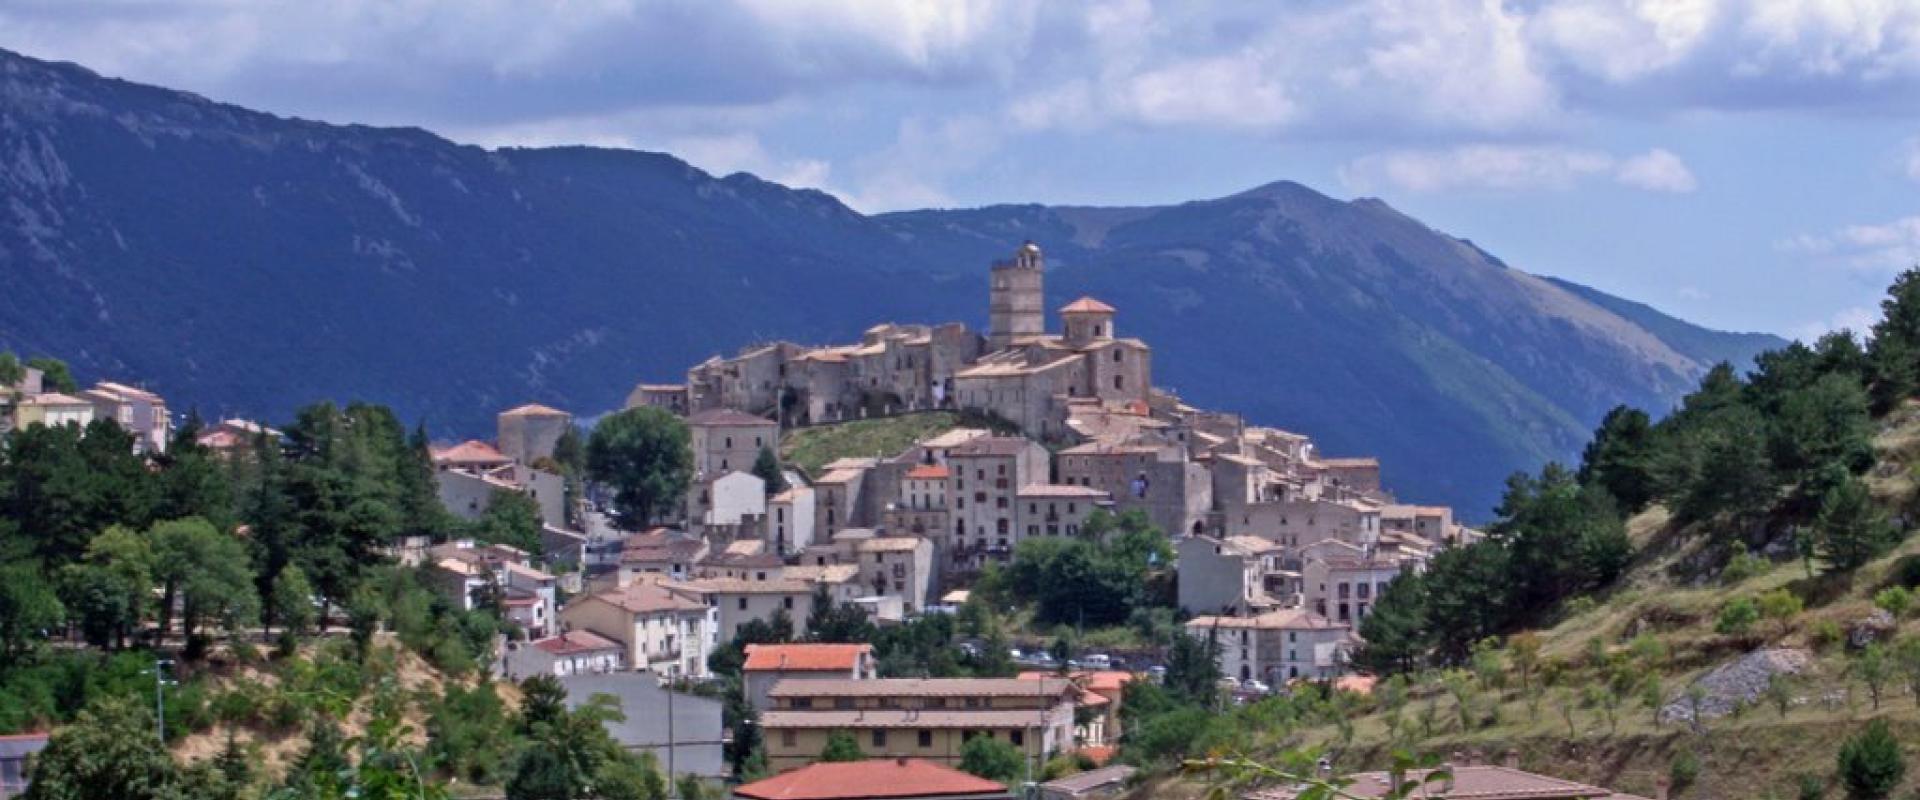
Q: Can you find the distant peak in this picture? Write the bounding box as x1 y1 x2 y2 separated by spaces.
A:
1227 179 1326 202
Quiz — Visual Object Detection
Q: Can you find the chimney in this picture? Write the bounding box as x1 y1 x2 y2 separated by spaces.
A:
1503 749 1520 769
1655 776 1671 800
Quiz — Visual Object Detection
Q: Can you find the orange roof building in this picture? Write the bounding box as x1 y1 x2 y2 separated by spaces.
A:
745 644 875 673
734 759 1007 800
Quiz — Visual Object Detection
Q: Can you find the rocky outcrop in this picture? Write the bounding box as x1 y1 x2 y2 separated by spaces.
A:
1660 648 1812 725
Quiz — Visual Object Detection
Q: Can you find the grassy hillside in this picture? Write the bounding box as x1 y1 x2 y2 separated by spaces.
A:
1167 405 1920 800
781 412 967 476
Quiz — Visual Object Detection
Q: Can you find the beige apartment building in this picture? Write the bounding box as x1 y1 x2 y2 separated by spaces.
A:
760 678 1076 774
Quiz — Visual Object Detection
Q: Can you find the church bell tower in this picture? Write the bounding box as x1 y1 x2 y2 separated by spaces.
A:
988 241 1045 351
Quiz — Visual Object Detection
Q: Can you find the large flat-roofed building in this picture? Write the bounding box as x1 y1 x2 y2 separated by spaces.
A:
760 678 1076 774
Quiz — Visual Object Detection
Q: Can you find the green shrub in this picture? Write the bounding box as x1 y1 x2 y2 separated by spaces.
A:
1872 586 1912 618
1670 748 1701 792
1716 597 1761 637
1724 546 1770 584
1811 620 1845 651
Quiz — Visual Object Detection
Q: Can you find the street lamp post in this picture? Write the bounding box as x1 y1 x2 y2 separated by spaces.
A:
150 658 177 742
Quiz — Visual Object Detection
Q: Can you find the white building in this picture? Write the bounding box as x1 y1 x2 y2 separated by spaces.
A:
1184 609 1353 683
559 576 719 679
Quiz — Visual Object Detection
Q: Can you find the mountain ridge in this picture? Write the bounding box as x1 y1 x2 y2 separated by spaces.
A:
0 46 1782 515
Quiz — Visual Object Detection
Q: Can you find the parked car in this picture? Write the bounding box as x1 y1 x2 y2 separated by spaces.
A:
1243 679 1272 694
1081 654 1112 669
1031 651 1056 666
1008 649 1024 661
1147 665 1168 682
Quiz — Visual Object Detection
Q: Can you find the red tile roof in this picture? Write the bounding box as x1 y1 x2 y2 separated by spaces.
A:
533 629 621 656
1060 297 1116 314
433 439 512 465
744 643 872 672
905 464 951 480
735 759 1006 800
501 403 569 417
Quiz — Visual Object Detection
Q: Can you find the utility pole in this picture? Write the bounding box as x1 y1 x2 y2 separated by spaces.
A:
150 658 176 742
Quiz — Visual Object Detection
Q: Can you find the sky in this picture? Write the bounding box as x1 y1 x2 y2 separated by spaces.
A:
3 1 1919 339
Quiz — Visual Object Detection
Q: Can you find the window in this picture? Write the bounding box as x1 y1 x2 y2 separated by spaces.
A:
783 597 794 610
781 730 797 747
737 598 747 610
918 730 934 748
792 698 814 709
872 730 887 748
1010 730 1024 747
964 697 982 709
725 437 733 448
835 697 856 710
1113 375 1124 390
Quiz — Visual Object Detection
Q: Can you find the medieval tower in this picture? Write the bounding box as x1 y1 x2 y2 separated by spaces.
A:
988 241 1045 351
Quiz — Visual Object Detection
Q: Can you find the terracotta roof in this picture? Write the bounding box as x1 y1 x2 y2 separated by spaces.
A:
1059 296 1116 314
20 392 90 406
580 579 708 614
687 409 776 427
1246 765 1620 800
433 439 512 465
782 564 861 583
768 678 1071 698
744 643 873 672
734 759 1006 800
814 468 867 485
905 464 951 480
1185 608 1346 631
622 530 705 563
1074 745 1115 766
674 577 817 595
857 537 925 553
501 403 569 417
534 629 621 656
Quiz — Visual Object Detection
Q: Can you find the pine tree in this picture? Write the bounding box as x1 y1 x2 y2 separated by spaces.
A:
1868 268 1920 414
751 446 788 495
1837 718 1905 800
1814 474 1898 573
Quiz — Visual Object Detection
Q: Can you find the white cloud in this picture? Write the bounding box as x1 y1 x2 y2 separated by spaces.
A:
1782 215 1920 273
1791 305 1879 342
1615 148 1698 192
1341 145 1697 193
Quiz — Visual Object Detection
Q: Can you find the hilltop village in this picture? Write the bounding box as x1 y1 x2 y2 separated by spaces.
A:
0 243 1518 796
424 242 1480 690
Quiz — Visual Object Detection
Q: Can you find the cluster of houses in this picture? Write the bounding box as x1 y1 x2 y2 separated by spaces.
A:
614 242 1481 691
0 365 174 454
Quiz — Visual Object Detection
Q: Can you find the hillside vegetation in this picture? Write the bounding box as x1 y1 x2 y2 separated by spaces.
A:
1128 271 1920 800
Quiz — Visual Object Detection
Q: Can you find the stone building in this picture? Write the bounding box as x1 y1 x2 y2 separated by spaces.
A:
1184 609 1353 683
559 576 718 679
989 242 1047 350
687 409 779 477
1056 441 1210 537
855 536 934 612
768 485 817 557
1014 484 1111 542
498 403 572 465
945 436 1050 566
625 383 689 415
